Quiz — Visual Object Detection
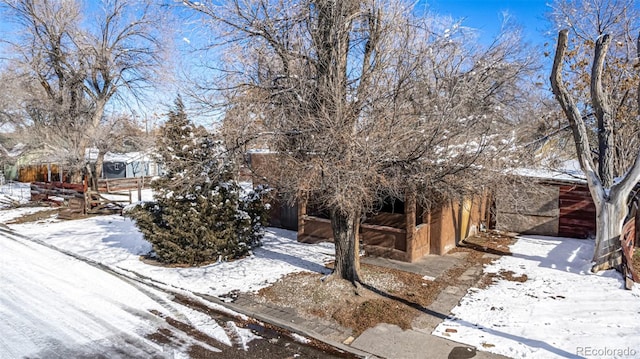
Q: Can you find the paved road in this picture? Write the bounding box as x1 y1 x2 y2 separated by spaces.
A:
0 230 346 359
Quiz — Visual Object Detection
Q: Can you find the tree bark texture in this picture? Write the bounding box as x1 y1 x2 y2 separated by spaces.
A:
330 209 361 284
551 29 623 272
68 167 84 184
592 199 625 272
591 34 614 188
550 30 604 204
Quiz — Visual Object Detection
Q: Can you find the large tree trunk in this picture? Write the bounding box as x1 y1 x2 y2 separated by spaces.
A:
91 150 106 191
591 34 615 188
68 165 84 184
69 135 90 184
592 198 626 272
330 209 362 284
550 29 640 275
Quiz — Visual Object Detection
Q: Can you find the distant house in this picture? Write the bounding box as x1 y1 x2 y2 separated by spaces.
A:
248 152 490 262
100 152 160 179
13 148 160 182
7 144 68 182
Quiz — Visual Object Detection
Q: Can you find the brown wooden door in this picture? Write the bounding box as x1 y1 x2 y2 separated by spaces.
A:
558 185 596 238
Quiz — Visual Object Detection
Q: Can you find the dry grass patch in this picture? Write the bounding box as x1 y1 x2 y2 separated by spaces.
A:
332 298 416 336
456 231 514 256
7 208 62 224
498 270 528 282
255 231 516 337
629 249 640 282
479 269 529 288
258 267 436 337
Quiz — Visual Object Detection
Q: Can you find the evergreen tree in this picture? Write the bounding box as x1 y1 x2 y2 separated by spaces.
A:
127 98 269 265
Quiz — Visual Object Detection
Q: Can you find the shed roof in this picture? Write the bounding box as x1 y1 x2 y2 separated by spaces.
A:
509 160 586 185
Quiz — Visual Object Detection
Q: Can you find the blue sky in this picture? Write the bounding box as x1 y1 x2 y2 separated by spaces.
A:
426 0 553 45
0 0 558 122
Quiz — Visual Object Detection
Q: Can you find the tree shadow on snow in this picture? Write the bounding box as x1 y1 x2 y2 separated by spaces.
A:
445 319 583 358
91 216 152 256
361 282 581 358
509 235 614 277
252 247 332 274
255 227 333 274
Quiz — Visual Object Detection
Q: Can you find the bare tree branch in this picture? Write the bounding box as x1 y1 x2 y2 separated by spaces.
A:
1 0 166 181
591 33 614 188
189 0 535 282
550 29 604 205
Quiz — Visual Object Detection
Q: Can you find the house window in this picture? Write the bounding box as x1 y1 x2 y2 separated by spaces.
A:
377 196 405 214
307 200 330 219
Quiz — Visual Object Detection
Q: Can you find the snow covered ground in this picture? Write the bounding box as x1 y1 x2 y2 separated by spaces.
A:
10 214 334 297
0 227 239 358
434 235 640 359
4 181 640 359
0 182 31 208
0 182 334 358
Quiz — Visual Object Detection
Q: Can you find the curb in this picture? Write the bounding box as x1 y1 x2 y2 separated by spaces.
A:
195 292 380 359
1 225 377 358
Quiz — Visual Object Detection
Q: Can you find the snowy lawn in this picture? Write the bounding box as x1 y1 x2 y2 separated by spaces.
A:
0 206 56 223
1 196 331 357
433 235 640 359
9 213 334 297
0 182 31 208
101 188 155 203
0 227 239 358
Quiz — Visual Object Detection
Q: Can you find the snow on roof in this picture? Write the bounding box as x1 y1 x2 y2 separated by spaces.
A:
104 151 154 164
85 148 156 164
246 148 277 154
509 160 586 184
7 143 26 157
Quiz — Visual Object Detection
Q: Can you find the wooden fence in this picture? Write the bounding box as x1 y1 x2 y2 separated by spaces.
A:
30 177 151 216
97 176 152 195
622 218 638 290
30 182 86 202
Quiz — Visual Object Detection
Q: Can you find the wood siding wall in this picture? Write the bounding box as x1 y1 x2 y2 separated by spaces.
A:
558 185 596 238
298 192 488 262
496 181 597 239
19 165 64 183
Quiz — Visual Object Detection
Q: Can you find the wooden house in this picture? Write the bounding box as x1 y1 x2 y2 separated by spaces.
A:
10 145 68 183
248 152 490 262
15 149 160 182
298 192 490 261
101 152 160 179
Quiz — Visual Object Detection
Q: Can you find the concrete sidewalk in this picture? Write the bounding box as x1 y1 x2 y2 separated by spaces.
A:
351 252 509 358
206 251 511 359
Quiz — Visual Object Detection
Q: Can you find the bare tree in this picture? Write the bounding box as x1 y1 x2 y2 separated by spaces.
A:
0 0 165 182
87 114 148 188
548 0 640 177
0 67 27 129
185 0 534 284
550 29 640 272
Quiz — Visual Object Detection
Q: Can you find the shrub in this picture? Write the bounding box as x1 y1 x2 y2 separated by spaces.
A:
126 97 269 265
